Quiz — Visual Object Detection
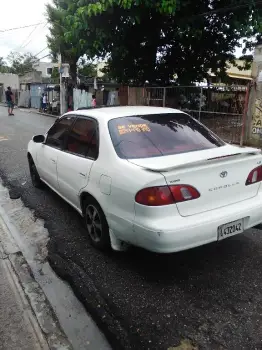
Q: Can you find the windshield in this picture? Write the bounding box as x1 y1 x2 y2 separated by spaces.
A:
108 113 225 159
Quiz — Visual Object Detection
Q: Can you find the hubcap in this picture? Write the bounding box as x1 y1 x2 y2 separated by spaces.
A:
86 205 102 242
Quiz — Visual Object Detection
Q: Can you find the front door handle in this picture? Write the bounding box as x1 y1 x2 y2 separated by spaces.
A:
79 172 86 177
50 159 56 164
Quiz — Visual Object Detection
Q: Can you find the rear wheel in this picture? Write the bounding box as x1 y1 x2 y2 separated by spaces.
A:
84 198 110 250
28 157 43 188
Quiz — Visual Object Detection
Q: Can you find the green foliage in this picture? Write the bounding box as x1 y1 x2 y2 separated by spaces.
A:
0 57 9 73
51 67 60 79
82 0 179 16
53 0 262 84
78 58 97 77
46 0 87 82
7 52 37 76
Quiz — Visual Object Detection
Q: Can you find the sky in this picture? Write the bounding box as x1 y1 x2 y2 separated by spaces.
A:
0 0 51 62
0 0 249 65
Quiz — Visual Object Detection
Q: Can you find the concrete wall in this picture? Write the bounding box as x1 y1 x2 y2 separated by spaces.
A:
20 71 42 86
0 73 19 90
33 62 58 78
0 73 19 102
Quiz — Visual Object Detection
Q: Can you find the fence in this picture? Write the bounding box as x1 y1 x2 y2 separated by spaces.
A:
134 85 248 144
73 88 119 110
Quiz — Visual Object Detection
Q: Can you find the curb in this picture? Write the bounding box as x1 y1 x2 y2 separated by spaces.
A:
0 188 72 350
35 111 58 118
10 252 73 350
18 108 59 119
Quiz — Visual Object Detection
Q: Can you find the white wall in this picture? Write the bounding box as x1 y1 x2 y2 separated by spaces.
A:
0 73 19 90
33 62 58 78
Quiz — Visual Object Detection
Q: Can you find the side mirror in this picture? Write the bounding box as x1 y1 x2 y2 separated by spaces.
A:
32 135 45 143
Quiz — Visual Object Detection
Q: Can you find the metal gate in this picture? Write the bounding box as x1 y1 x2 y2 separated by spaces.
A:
143 85 248 144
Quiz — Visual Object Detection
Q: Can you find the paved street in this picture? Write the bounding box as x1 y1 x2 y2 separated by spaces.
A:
1 106 262 349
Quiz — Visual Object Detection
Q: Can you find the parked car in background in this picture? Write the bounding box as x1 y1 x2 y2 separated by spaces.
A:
27 106 262 253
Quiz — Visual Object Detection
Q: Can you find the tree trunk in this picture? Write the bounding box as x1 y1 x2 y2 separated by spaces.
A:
69 60 77 86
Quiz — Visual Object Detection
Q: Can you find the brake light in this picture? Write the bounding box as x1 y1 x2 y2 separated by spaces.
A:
135 185 200 206
245 166 262 185
169 185 200 203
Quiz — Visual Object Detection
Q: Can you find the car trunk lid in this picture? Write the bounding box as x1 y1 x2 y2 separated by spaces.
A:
128 145 262 216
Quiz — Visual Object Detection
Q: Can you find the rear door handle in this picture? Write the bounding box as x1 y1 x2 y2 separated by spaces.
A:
50 159 56 164
79 172 86 177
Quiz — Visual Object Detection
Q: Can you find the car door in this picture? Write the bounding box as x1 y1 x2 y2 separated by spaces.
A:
36 115 75 191
56 116 99 209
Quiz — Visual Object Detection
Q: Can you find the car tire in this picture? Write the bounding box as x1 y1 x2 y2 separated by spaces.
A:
84 198 111 250
28 157 43 189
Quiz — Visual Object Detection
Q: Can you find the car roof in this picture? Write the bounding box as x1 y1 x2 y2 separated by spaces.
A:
62 106 185 122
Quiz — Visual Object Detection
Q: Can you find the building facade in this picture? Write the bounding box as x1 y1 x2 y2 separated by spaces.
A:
33 62 58 78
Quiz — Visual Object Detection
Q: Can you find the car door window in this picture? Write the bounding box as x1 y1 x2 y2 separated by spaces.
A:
46 116 75 149
66 117 99 159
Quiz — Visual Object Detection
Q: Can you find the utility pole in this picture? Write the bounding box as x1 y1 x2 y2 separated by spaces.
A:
58 53 66 115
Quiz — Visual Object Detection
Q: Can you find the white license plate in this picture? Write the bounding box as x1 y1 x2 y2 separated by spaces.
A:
217 219 244 241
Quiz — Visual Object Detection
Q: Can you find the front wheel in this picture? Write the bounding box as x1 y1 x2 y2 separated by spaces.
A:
28 157 43 188
84 199 110 250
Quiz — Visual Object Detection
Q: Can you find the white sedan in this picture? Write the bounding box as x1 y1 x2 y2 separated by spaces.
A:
27 106 262 253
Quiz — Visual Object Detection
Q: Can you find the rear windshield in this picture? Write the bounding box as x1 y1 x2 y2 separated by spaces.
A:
108 113 224 159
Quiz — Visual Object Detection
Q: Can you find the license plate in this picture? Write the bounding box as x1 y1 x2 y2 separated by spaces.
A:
217 219 244 241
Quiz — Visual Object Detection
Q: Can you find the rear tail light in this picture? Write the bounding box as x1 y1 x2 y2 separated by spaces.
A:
135 185 200 206
245 166 262 185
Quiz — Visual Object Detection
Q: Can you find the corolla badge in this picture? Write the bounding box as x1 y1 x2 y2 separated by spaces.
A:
220 171 228 178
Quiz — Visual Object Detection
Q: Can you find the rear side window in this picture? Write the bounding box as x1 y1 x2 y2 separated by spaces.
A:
108 113 224 159
66 117 99 159
46 116 75 149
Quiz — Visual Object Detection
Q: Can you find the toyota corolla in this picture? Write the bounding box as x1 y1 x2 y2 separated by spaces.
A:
27 106 262 253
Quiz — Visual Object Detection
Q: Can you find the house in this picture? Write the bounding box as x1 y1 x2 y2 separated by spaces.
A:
19 71 43 91
208 60 252 85
33 62 58 78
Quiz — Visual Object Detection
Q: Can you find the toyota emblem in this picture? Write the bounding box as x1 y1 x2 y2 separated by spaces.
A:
220 171 228 178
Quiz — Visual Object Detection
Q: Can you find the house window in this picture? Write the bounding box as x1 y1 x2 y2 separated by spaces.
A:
47 67 53 75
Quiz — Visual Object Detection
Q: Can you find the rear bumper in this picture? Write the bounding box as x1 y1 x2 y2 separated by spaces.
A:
133 194 262 253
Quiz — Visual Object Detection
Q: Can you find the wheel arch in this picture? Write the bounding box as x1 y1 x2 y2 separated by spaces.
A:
80 191 106 217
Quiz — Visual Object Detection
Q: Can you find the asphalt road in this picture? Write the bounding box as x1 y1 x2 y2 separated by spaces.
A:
1 106 262 350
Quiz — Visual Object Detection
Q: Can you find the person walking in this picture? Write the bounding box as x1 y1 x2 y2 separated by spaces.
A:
5 86 14 116
39 93 44 112
42 93 47 112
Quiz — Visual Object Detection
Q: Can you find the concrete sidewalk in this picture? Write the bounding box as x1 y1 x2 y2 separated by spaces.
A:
0 192 72 350
0 235 49 350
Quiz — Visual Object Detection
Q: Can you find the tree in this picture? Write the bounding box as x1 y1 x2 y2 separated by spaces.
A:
64 0 262 85
0 57 9 73
77 0 178 16
78 58 97 78
0 57 5 67
46 0 89 84
51 67 60 80
7 52 37 76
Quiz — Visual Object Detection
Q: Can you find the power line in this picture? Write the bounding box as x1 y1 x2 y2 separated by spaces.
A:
21 23 48 51
0 22 44 33
18 24 39 50
34 47 48 57
37 54 50 61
